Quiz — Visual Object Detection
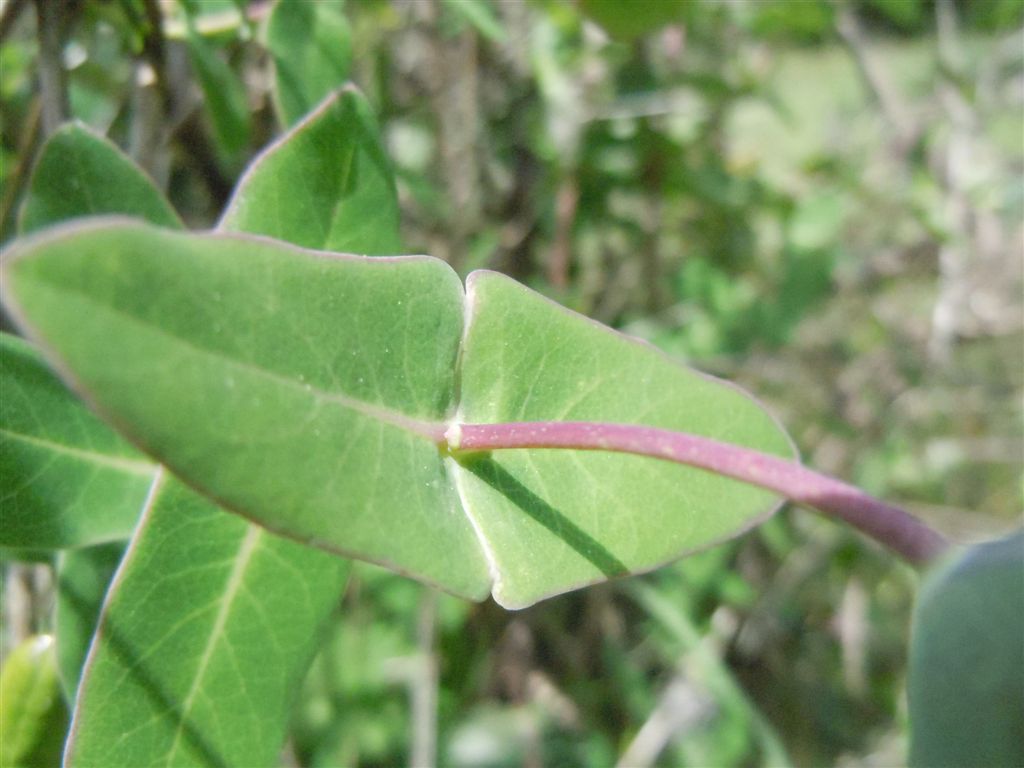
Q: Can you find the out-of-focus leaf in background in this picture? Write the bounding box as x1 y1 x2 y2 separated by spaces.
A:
265 0 352 128
55 542 124 700
0 635 68 768
180 2 251 161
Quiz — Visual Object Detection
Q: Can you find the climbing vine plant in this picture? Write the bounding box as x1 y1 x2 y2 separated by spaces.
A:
0 3 1020 767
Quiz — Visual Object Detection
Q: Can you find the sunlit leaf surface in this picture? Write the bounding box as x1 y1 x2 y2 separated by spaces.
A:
2 221 793 607
65 474 349 768
3 107 374 768
454 272 793 607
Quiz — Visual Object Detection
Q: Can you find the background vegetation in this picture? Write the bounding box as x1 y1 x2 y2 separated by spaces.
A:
1 0 1021 765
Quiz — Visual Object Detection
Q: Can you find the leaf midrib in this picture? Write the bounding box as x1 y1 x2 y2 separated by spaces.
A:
165 520 263 766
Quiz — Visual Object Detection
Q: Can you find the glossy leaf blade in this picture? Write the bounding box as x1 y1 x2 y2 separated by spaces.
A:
454 272 795 608
18 123 183 235
0 332 156 549
64 473 349 768
1 220 491 600
264 0 352 128
219 87 401 254
908 530 1024 767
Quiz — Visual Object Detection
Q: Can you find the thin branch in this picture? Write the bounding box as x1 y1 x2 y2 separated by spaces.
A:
448 421 950 566
33 0 69 136
0 0 30 44
615 674 711 768
172 110 234 208
0 96 41 241
547 174 577 289
833 1 917 152
928 0 978 364
140 0 174 114
411 588 438 768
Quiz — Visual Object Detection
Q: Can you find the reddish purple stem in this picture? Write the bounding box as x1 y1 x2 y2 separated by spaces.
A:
450 421 949 566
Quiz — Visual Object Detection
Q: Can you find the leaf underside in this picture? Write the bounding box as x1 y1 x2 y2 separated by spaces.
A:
1 221 794 608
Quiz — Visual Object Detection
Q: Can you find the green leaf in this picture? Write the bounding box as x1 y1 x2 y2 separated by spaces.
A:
0 635 69 768
55 542 125 700
0 221 793 608
64 472 349 768
865 0 924 30
15 93 372 768
0 332 156 549
1 220 492 601
441 0 508 44
4 121 178 551
162 0 248 40
908 529 1024 768
184 24 250 158
453 272 793 607
578 0 685 41
265 0 352 128
219 86 401 254
18 123 183 235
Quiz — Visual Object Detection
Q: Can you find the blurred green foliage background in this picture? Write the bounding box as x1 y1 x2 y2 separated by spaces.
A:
1 0 1021 765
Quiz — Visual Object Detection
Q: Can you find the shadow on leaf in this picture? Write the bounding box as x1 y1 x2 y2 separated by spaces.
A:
461 455 629 578
60 573 229 768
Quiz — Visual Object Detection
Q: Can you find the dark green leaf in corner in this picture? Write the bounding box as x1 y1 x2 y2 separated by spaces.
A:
908 529 1024 768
